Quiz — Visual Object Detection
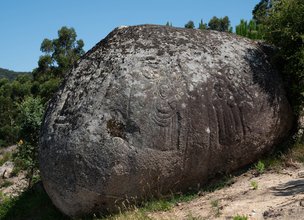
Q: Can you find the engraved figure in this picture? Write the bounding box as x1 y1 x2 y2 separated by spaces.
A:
151 83 179 151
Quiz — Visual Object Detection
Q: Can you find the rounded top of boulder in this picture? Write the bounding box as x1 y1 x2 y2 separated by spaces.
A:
40 25 292 217
86 24 260 65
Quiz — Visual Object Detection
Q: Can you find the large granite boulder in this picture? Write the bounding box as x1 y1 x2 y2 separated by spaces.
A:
39 25 293 217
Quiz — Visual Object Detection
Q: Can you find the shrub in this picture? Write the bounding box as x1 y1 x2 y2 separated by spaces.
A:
233 214 248 220
13 97 44 186
250 181 258 190
254 160 265 174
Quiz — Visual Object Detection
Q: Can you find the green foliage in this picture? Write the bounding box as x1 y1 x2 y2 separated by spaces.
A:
198 19 207 30
35 26 85 80
141 199 172 212
254 160 265 174
0 79 20 146
233 214 248 220
38 77 61 102
13 97 44 186
18 96 44 145
31 26 84 104
210 199 221 217
103 210 152 220
0 180 13 188
0 67 30 81
0 26 83 188
185 20 195 29
286 142 304 163
250 181 258 190
265 0 304 111
252 0 273 24
235 19 265 40
208 16 231 32
141 193 197 213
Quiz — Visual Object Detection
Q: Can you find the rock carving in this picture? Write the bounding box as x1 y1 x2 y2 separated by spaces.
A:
39 25 293 217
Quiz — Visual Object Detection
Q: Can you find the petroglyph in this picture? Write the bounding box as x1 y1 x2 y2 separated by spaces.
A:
39 25 292 217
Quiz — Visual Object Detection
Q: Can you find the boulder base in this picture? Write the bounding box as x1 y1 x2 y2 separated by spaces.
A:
39 25 293 216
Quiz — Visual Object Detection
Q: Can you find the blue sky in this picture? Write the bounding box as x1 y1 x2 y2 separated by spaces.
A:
0 0 259 72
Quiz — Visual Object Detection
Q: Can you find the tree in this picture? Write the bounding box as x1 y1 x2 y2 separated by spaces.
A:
208 16 231 32
185 20 195 29
252 0 273 24
265 0 304 111
0 77 27 147
165 21 172 27
198 19 207 30
221 16 230 32
235 19 265 40
33 26 85 103
35 26 85 80
208 16 220 31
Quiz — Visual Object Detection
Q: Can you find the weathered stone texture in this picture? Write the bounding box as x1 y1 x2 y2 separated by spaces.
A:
39 25 293 216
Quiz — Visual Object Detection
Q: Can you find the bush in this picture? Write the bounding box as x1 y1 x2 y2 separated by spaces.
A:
254 160 265 174
266 0 304 112
13 97 44 186
233 214 248 220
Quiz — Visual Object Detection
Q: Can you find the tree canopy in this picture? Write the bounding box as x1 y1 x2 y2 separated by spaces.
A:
34 26 85 80
185 20 195 29
208 16 232 32
0 26 85 148
265 0 304 111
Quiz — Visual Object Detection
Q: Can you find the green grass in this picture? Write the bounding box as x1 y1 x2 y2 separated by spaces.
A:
233 214 248 220
201 174 234 193
254 160 265 175
101 209 152 220
0 183 68 220
100 192 198 219
253 142 304 173
185 212 204 220
250 181 258 190
142 193 197 212
210 199 221 217
286 142 304 163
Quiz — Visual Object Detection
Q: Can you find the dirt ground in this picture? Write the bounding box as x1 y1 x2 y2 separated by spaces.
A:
149 163 304 220
0 145 28 197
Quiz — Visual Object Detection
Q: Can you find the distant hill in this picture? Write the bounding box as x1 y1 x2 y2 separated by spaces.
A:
0 67 31 80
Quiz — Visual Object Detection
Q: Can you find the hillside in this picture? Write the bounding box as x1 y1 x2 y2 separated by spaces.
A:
0 67 31 80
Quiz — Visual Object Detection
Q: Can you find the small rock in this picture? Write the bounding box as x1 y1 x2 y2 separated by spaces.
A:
300 200 304 207
0 161 14 179
198 191 207 196
298 170 304 178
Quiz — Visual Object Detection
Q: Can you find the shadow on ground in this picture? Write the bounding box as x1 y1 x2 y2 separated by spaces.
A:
0 181 69 220
272 179 304 196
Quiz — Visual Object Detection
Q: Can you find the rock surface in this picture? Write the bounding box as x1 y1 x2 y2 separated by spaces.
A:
0 161 14 179
39 25 293 217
